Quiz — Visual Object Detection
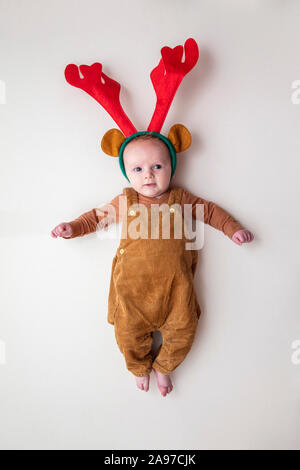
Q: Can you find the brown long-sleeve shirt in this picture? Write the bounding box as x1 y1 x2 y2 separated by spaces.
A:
67 186 244 240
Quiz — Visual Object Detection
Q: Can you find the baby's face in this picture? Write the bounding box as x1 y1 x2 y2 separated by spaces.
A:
123 139 172 198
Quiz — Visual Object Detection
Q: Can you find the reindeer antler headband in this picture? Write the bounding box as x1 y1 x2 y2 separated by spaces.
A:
64 38 199 182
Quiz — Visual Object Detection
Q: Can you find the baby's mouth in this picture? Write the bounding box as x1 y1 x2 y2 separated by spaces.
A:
144 183 156 186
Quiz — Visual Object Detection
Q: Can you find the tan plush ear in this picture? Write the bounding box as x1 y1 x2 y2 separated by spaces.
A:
101 128 126 157
168 124 192 153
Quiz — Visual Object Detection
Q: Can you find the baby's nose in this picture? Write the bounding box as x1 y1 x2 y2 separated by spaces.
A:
145 169 154 179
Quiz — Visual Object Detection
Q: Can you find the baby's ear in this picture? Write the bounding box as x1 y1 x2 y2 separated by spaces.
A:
168 124 192 153
101 128 126 157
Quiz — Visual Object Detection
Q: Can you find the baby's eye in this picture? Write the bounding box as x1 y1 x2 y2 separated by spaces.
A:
153 164 162 169
133 167 142 172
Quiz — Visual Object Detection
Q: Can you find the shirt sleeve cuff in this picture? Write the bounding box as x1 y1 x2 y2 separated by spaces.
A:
67 220 83 238
224 222 245 239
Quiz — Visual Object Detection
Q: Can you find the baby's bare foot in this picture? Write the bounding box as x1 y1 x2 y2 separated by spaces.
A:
135 374 150 392
153 368 173 396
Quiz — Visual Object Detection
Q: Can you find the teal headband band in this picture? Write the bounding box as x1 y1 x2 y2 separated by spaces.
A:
118 131 177 183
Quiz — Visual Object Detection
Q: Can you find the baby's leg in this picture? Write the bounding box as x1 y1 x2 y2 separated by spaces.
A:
114 319 153 391
150 338 173 396
152 310 198 394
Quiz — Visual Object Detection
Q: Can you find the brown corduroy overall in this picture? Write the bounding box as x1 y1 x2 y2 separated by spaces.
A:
107 186 201 377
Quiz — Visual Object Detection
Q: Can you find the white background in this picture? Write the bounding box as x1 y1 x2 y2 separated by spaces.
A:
0 0 299 450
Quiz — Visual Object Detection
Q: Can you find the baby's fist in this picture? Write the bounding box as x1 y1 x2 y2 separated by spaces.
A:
51 223 73 239
232 229 254 246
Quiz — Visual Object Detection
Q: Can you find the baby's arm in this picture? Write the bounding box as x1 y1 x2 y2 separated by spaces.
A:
51 194 121 239
181 189 254 245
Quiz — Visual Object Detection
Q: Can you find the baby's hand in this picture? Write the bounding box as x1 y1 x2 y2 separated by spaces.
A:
51 223 73 239
232 229 254 246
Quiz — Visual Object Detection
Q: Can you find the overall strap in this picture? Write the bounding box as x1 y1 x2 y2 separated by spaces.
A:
122 187 138 210
168 186 184 206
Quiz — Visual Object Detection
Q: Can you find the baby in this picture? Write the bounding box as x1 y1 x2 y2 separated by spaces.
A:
51 134 254 396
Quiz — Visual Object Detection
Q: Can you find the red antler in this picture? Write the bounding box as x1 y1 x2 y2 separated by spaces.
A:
64 62 137 137
147 38 199 133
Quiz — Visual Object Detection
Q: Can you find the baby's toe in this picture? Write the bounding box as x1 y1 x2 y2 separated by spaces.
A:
159 385 168 396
